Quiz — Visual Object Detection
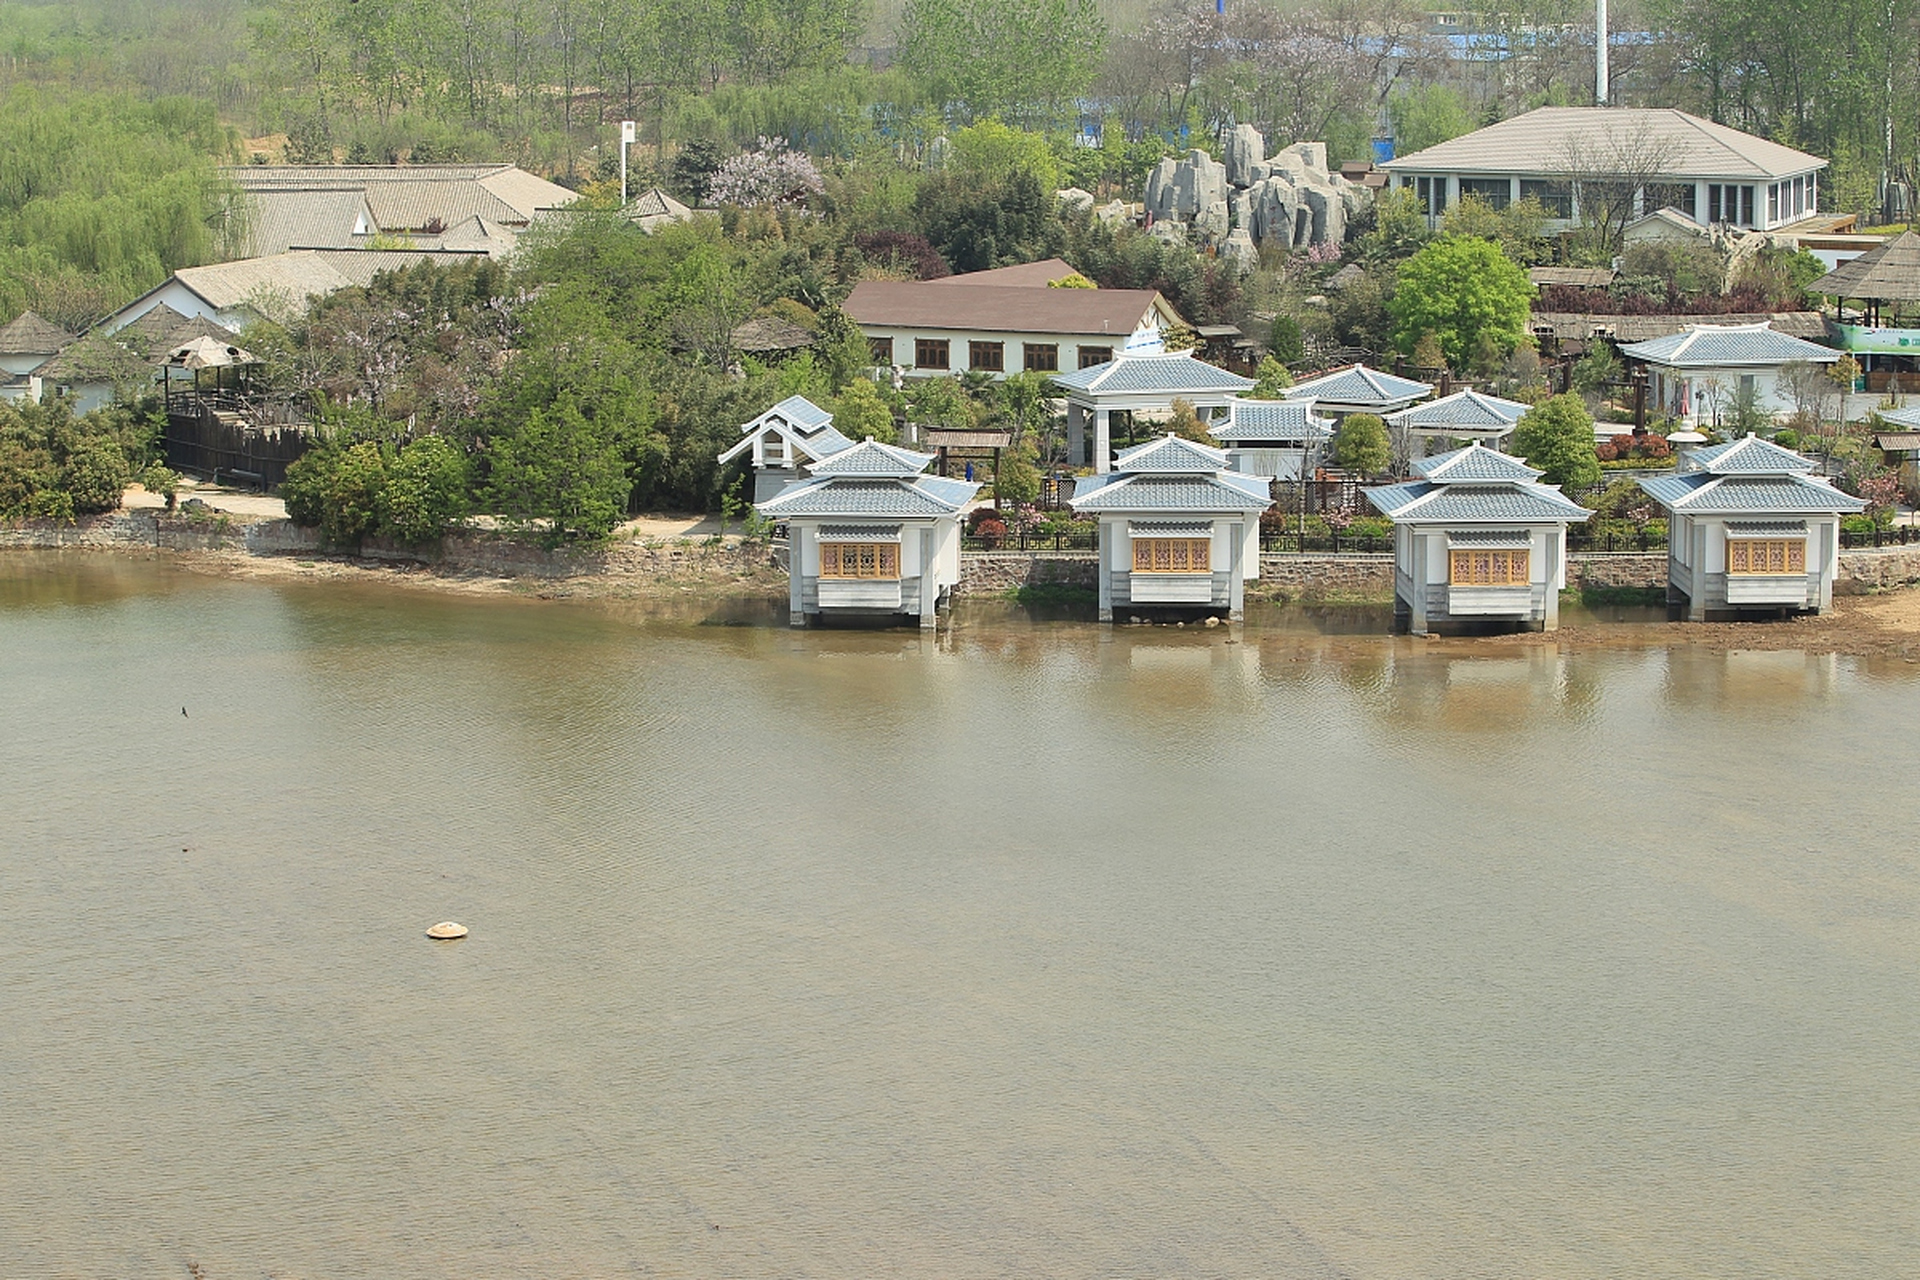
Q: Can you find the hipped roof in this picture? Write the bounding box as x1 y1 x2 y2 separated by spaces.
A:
0 310 76 355
1384 107 1826 181
845 279 1170 337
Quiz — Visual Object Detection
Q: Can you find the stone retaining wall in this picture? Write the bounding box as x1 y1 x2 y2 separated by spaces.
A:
1836 546 1920 593
1566 553 1666 588
955 552 1098 596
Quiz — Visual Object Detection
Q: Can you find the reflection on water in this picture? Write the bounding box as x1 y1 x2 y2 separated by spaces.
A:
2 552 1918 1279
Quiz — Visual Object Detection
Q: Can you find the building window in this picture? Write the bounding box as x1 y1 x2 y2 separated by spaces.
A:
1024 342 1059 372
1459 177 1511 209
1132 538 1210 573
1449 548 1529 585
1741 185 1755 225
1519 179 1572 218
819 541 900 579
1079 345 1113 368
1728 539 1805 575
1415 175 1448 215
968 340 1005 372
1646 182 1696 219
868 336 894 365
1768 183 1780 224
914 338 949 369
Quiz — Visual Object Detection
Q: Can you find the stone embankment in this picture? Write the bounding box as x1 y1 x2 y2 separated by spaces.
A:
9 514 1920 602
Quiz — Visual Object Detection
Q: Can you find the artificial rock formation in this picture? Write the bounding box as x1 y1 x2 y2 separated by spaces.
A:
1143 127 1367 269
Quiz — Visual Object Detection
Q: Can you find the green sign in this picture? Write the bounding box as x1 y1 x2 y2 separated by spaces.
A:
1830 323 1920 355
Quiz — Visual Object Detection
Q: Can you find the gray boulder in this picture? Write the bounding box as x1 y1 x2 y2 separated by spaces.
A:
1171 148 1228 219
1220 228 1260 274
1225 124 1266 189
1144 156 1181 222
1194 198 1230 241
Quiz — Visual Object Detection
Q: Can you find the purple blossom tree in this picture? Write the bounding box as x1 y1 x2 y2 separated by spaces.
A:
705 137 825 209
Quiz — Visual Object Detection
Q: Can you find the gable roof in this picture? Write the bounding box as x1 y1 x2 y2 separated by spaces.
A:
1412 442 1543 482
1051 350 1254 397
111 305 242 353
1638 470 1865 514
1618 322 1838 367
756 474 978 518
805 438 936 479
129 248 487 319
1210 396 1332 442
1389 389 1531 430
0 311 76 355
1112 433 1233 473
1285 364 1433 408
224 164 577 227
930 258 1079 288
1807 230 1920 300
1383 107 1826 181
844 279 1172 338
234 186 375 256
1686 433 1818 474
1070 470 1273 514
622 188 697 231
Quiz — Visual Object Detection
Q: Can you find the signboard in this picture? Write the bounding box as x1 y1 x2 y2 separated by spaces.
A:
1829 323 1920 355
620 120 636 144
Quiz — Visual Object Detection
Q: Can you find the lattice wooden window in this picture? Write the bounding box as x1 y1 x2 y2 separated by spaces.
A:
1132 538 1211 573
819 542 900 579
1449 548 1530 585
914 338 949 369
868 336 894 365
1727 539 1805 575
1024 342 1059 372
968 340 1005 372
1078 345 1113 369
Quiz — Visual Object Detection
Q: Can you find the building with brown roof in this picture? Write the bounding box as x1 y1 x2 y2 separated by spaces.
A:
844 266 1185 382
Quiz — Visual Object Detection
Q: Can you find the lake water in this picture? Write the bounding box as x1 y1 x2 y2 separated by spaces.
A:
3 552 1917 1278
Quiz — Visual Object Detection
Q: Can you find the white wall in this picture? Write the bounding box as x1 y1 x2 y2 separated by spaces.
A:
864 323 1162 380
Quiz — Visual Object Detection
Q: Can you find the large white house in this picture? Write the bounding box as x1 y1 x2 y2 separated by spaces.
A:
1070 433 1273 623
1617 323 1840 424
844 259 1185 381
756 438 978 629
1638 434 1863 620
1384 107 1827 232
1367 443 1592 634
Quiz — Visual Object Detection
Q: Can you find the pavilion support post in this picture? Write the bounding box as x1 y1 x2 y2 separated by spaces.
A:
1095 408 1113 473
1067 402 1084 468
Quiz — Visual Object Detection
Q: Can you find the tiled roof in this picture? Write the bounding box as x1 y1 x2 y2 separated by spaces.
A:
234 187 372 255
1875 403 1920 430
1446 529 1533 547
1127 520 1215 537
224 164 577 226
1688 433 1815 474
845 279 1167 337
1071 472 1272 513
1412 442 1543 482
157 249 486 312
1210 396 1331 441
805 438 935 478
1366 482 1590 522
1111 433 1232 473
1390 389 1530 430
1618 323 1838 367
1530 311 1828 342
715 397 852 466
1637 472 1864 514
1051 351 1254 396
757 475 977 518
0 310 76 355
1383 107 1826 181
622 188 696 231
1285 364 1433 407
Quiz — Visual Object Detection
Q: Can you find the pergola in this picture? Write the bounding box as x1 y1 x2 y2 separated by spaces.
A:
1052 351 1254 474
924 428 1011 506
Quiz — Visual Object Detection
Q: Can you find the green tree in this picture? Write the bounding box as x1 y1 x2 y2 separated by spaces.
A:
1267 314 1303 365
1387 84 1473 155
1389 237 1535 371
483 401 631 545
1332 413 1390 476
1248 356 1293 399
1511 393 1601 490
993 434 1041 504
378 434 471 543
831 377 897 444
901 0 1105 126
951 119 1062 191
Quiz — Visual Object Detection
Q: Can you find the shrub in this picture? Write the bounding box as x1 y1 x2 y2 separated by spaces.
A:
1512 393 1601 489
377 435 471 544
1596 443 1619 461
972 515 1008 546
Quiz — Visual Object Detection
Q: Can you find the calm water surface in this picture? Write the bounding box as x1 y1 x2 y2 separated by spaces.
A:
2 552 1916 1278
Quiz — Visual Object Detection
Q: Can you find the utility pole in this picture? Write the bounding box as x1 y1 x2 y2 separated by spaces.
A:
1595 0 1608 105
620 120 636 205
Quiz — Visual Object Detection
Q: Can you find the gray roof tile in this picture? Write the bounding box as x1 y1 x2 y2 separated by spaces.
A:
1413 443 1543 482
1383 107 1826 181
1640 472 1864 513
1051 351 1254 396
805 438 935 478
1285 364 1432 407
1111 433 1232 472
757 475 977 517
1619 323 1838 367
1367 481 1589 521
1211 397 1331 441
1390 389 1530 429
1071 473 1271 513
1688 433 1815 474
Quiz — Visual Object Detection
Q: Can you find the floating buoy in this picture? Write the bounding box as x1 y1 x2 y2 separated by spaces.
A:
426 921 468 940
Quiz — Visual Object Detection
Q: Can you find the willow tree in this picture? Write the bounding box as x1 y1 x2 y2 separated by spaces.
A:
901 0 1106 126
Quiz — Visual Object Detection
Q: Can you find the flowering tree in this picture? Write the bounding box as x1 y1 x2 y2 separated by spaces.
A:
1856 469 1903 528
705 138 824 209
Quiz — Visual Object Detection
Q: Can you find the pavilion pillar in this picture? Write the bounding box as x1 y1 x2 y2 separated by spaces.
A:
1095 408 1112 474
1067 402 1085 469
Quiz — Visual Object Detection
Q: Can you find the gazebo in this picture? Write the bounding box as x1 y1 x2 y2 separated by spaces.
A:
1808 230 1920 394
1385 388 1530 460
1052 351 1254 473
162 334 259 409
1284 364 1433 419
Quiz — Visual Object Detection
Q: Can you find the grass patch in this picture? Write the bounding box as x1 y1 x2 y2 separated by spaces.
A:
1004 582 1098 606
1566 584 1666 607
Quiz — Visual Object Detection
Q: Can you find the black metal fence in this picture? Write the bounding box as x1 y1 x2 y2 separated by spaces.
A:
1840 524 1920 548
962 527 1098 552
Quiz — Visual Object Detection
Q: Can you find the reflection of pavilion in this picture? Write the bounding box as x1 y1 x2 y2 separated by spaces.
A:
1054 352 1253 473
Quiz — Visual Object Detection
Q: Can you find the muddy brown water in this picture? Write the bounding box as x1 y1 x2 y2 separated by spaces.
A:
2 552 1916 1278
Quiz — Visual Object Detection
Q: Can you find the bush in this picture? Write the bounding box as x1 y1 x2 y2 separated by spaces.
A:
1332 413 1391 476
972 515 1007 546
378 436 471 544
1512 393 1602 489
279 442 391 545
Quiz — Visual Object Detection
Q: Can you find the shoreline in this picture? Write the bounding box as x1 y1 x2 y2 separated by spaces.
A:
7 513 1920 658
